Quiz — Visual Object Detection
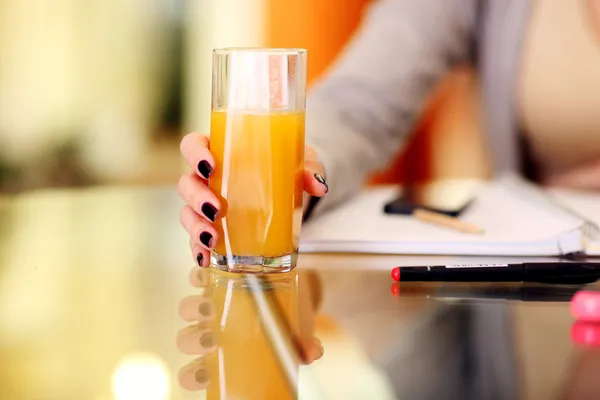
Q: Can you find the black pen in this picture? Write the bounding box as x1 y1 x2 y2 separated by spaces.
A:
390 262 600 285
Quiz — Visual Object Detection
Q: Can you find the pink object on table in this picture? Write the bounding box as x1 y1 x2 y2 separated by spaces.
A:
571 291 600 321
572 321 600 347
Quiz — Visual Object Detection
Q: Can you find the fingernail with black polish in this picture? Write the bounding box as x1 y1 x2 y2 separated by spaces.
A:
314 173 329 193
199 331 215 348
194 368 209 384
198 301 213 317
197 160 213 179
196 253 204 267
200 231 213 248
201 202 218 222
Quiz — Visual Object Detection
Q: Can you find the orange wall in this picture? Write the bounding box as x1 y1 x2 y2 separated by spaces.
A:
368 67 491 184
266 0 371 86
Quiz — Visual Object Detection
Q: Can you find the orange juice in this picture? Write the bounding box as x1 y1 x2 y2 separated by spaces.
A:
206 271 300 400
209 110 305 266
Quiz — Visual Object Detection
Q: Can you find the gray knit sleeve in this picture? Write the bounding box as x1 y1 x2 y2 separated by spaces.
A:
305 0 478 216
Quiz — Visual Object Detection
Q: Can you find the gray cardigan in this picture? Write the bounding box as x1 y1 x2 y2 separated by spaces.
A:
305 0 531 216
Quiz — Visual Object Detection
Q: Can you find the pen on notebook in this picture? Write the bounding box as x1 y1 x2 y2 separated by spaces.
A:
390 262 600 285
413 208 484 235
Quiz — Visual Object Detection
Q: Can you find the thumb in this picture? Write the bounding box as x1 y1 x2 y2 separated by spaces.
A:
299 337 324 365
304 146 328 197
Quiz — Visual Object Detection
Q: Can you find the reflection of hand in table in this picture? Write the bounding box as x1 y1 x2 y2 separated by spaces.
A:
176 267 324 393
296 269 325 364
176 267 215 392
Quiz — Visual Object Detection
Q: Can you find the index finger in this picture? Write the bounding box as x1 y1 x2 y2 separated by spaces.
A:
180 132 216 180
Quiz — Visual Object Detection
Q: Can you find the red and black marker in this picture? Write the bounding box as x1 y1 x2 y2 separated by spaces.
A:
391 262 600 285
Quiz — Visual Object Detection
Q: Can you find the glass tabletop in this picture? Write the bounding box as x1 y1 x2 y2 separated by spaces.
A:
0 187 599 400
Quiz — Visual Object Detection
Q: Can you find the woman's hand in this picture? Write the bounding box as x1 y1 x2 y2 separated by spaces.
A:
178 132 328 267
176 267 324 392
544 158 600 191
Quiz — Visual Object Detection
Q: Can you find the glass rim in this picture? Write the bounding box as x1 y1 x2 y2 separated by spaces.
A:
213 47 307 55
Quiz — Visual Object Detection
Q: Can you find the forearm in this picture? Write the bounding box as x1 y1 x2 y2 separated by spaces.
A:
305 0 477 216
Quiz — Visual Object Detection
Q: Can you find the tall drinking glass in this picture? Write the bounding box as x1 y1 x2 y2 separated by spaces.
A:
210 48 307 273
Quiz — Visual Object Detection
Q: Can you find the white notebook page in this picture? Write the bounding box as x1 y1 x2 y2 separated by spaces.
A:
550 189 600 256
300 183 584 256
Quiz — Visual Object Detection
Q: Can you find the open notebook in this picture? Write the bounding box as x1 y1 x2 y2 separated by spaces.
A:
300 174 600 257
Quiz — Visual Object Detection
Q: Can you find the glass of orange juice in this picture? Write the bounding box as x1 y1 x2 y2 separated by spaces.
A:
210 48 307 273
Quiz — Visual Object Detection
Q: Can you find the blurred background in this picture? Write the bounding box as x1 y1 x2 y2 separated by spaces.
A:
0 0 489 194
